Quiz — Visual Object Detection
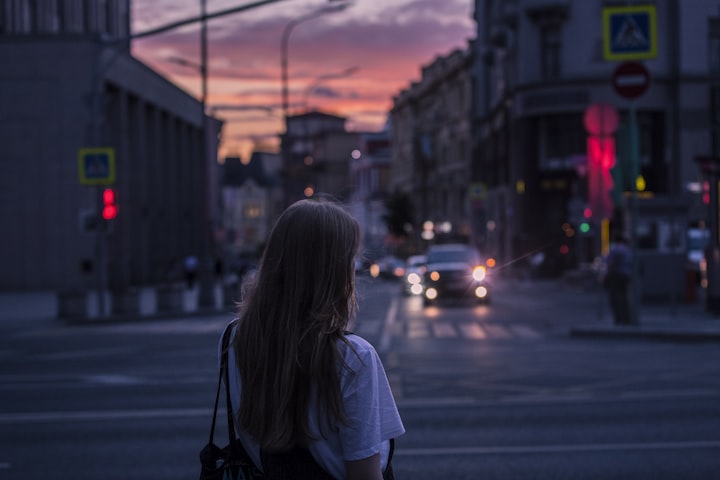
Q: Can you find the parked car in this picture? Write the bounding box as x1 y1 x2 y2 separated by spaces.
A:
403 254 427 295
421 244 489 306
370 255 405 280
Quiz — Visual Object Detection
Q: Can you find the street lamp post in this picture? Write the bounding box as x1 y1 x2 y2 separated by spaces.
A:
280 2 352 206
280 2 352 126
196 0 218 308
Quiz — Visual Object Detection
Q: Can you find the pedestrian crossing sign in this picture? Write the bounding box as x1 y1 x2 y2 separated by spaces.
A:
78 147 116 186
602 5 657 61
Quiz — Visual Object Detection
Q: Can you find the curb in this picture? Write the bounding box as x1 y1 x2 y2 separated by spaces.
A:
569 324 720 342
59 306 235 326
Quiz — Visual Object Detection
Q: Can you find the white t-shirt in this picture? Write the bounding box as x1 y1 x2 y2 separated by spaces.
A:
220 325 405 479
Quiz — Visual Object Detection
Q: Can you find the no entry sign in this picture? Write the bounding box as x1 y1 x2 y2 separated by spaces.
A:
612 62 650 99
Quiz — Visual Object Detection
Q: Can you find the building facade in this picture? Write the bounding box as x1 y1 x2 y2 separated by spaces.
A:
221 152 283 260
347 128 393 259
390 45 475 249
0 0 221 295
281 111 360 206
470 0 714 283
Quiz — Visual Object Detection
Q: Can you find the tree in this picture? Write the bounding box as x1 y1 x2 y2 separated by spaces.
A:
382 191 415 238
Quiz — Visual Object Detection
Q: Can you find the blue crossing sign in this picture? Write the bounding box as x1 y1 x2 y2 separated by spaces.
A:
602 5 657 61
78 147 116 186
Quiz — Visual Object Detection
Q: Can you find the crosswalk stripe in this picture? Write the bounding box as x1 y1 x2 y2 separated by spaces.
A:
432 322 457 338
398 322 542 341
482 324 513 338
459 323 487 339
407 324 430 338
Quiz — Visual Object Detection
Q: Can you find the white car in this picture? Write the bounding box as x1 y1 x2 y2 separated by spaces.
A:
421 244 489 306
403 254 427 295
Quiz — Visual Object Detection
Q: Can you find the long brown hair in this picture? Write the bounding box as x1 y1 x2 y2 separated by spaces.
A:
232 198 360 450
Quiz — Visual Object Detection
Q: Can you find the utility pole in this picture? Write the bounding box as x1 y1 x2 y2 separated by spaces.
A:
197 0 216 308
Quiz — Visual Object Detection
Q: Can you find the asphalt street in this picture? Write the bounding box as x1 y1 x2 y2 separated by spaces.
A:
1 275 719 479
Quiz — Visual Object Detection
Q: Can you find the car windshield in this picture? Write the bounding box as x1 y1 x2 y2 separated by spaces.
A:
427 249 477 264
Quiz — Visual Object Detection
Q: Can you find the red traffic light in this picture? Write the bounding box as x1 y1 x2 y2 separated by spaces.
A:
102 188 117 220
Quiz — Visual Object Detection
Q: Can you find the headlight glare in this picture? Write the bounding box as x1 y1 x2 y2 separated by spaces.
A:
472 266 486 281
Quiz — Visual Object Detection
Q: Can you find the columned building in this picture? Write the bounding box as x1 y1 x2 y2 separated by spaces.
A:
0 1 222 296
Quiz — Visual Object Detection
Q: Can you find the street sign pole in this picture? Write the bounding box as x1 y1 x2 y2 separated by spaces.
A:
603 4 655 324
611 61 650 325
705 85 720 313
629 102 640 324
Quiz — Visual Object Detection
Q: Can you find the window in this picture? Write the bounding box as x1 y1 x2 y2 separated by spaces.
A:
710 18 720 75
243 203 262 219
526 5 568 82
540 24 561 80
538 115 585 170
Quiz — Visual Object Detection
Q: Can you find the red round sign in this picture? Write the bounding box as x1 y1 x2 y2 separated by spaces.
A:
612 62 650 99
583 103 619 136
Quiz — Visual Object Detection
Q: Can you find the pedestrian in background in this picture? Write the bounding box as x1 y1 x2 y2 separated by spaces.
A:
605 234 633 325
222 198 404 479
183 254 198 289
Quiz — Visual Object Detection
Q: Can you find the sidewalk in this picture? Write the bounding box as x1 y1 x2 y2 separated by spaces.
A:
0 283 237 332
3 279 720 342
555 277 720 342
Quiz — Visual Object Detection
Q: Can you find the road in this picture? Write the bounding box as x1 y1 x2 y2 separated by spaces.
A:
1 275 719 479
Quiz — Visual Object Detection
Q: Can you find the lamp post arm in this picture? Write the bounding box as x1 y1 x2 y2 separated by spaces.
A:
281 2 352 121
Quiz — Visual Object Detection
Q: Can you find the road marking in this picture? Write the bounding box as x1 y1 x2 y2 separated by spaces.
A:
397 397 478 408
509 325 542 339
407 324 430 338
83 374 144 385
378 298 398 354
432 322 457 338
19 317 232 336
0 408 210 424
459 323 486 339
482 324 512 338
395 440 720 456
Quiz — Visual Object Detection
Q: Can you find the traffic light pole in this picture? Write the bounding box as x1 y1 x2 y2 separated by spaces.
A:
706 84 720 313
629 102 641 324
96 187 107 316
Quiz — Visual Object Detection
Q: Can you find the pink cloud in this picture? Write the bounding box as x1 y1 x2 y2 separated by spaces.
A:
131 0 474 160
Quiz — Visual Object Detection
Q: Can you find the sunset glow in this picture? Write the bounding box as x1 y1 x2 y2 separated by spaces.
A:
131 0 474 161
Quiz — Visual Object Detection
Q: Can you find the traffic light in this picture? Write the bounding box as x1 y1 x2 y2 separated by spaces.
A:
587 135 615 220
102 188 118 220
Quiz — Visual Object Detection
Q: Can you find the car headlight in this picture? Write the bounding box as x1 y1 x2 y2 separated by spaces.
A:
472 265 486 281
407 272 422 284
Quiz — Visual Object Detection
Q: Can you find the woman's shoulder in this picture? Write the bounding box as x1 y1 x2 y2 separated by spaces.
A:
342 332 376 351
338 333 379 365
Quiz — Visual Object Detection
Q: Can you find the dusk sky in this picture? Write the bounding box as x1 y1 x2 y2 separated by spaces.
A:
130 0 475 161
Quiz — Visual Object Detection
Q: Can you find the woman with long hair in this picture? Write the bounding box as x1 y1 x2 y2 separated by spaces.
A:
222 198 404 479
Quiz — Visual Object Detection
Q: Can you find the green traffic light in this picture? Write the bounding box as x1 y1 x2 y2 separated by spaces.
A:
580 222 591 233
